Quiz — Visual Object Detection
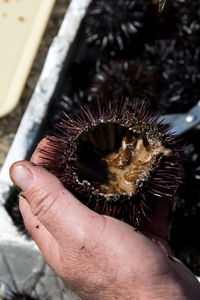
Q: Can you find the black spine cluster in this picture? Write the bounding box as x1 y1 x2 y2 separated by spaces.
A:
83 0 147 53
88 59 158 106
143 38 200 113
171 130 200 276
158 47 200 113
3 294 37 300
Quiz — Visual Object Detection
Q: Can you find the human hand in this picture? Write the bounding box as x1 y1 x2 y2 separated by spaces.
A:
9 143 200 300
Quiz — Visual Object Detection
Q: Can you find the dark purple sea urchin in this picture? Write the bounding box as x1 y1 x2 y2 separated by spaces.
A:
2 294 36 300
1 282 48 300
170 130 200 276
2 292 41 300
39 101 180 228
88 59 158 105
143 39 200 114
157 47 200 114
84 0 147 52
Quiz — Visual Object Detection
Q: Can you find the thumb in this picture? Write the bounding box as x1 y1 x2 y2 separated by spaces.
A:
10 161 102 247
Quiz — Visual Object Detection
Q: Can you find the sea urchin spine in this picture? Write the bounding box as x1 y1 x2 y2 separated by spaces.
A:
39 101 180 229
88 59 157 105
84 0 147 52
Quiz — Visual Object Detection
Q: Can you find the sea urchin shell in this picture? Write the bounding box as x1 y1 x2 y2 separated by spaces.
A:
39 101 180 228
4 295 35 300
89 59 157 105
84 0 147 52
2 292 40 300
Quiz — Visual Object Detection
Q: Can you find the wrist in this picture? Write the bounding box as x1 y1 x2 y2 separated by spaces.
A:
137 263 200 300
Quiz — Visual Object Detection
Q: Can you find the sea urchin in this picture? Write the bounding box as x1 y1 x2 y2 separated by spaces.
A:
2 294 36 300
84 0 147 52
89 59 157 105
39 101 180 228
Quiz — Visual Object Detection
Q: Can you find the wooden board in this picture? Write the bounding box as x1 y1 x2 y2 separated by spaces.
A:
0 0 56 117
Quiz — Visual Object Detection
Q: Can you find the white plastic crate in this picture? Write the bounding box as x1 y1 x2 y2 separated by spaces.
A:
0 0 91 298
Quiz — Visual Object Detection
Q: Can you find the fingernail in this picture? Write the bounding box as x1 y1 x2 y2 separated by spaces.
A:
11 165 34 192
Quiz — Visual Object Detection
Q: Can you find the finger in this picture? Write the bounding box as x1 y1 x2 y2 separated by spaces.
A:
10 161 103 248
30 137 50 165
19 196 61 265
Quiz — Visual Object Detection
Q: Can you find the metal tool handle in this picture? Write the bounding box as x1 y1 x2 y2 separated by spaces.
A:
161 100 200 137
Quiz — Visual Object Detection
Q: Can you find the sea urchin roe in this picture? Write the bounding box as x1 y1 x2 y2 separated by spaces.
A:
76 123 173 195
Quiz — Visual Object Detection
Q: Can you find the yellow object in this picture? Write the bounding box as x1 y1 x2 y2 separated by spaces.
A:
0 0 56 118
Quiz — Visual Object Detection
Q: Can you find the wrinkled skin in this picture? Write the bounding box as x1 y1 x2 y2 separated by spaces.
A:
10 138 200 300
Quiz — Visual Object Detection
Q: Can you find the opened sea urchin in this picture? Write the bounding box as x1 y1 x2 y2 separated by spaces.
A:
40 102 180 228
